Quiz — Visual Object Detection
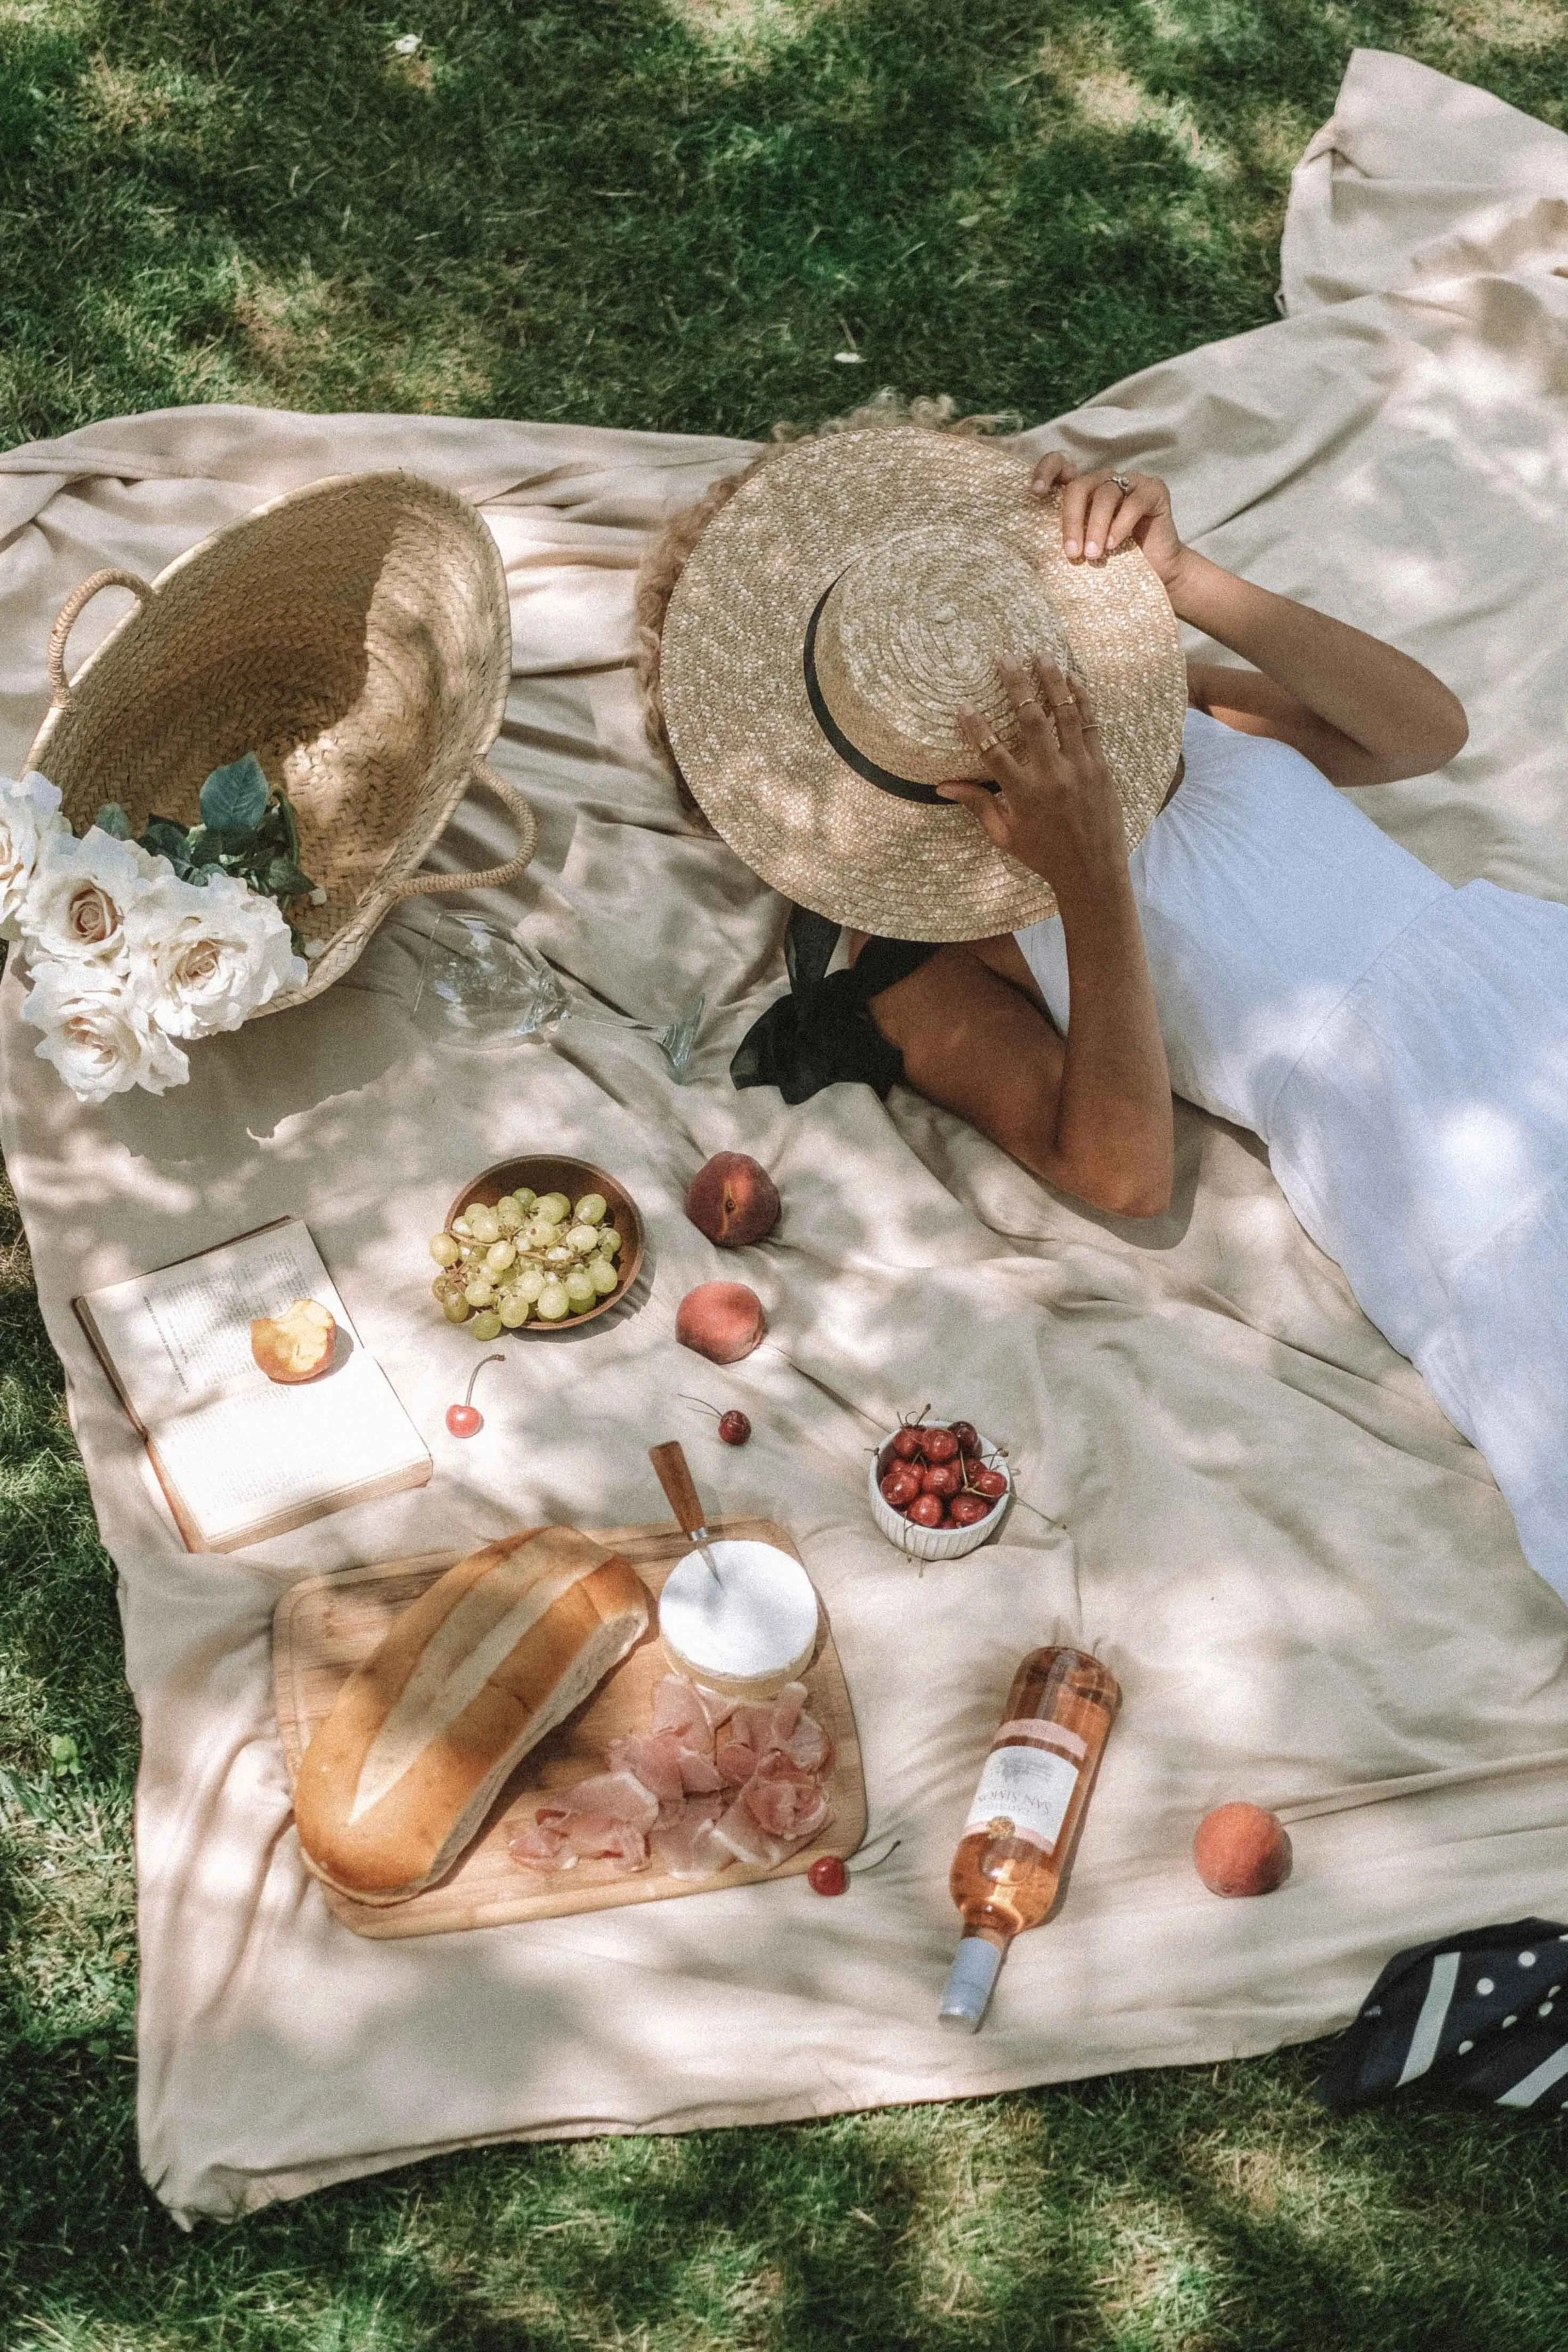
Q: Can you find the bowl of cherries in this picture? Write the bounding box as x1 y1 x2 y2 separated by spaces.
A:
868 1414 1011 1562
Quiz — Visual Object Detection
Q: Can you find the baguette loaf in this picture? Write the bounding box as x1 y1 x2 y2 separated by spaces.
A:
293 1527 649 1903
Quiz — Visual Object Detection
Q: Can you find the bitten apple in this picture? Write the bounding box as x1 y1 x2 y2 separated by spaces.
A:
684 1152 781 1249
250 1297 336 1384
676 1280 766 1364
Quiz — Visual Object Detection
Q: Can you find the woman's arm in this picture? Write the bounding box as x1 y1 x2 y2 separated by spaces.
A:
1032 453 1469 788
935 656 1175 1218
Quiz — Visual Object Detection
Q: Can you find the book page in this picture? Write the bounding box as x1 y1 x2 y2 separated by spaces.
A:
149 1350 427 1547
82 1222 340 1424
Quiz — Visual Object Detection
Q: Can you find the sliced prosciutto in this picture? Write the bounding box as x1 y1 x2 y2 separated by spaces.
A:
649 1676 717 1753
511 1768 659 1872
744 1750 832 1844
650 1795 728 1880
606 1732 687 1804
565 1816 652 1869
510 1815 574 1869
537 1771 659 1830
715 1737 760 1787
783 1712 832 1773
713 1753 832 1868
510 1676 832 1882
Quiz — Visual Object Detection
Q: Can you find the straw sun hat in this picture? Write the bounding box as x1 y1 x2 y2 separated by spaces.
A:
658 425 1187 941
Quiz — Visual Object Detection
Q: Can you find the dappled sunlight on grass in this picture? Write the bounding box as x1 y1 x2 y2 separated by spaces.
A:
224 263 498 413
76 53 229 144
1060 65 1232 176
665 0 841 50
1090 2191 1225 2338
1417 0 1568 81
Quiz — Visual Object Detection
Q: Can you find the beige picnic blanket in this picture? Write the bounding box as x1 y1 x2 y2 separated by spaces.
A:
4 48 1568 2224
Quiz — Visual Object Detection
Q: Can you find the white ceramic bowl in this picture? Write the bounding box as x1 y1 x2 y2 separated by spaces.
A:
867 1419 1012 1563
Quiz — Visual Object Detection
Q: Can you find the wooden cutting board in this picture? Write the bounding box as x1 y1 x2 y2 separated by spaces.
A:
272 1518 866 1939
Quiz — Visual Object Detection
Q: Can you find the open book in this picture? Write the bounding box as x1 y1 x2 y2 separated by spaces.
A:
74 1219 431 1552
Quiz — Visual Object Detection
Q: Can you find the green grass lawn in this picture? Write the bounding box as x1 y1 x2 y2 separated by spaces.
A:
5 1 1568 2344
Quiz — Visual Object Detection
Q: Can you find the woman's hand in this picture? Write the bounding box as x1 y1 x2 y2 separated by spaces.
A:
936 656 1128 911
1030 450 1186 589
1029 450 1467 783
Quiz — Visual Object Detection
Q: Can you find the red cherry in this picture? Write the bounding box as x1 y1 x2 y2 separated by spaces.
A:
890 1426 924 1462
906 1493 945 1528
881 1465 922 1509
718 1410 751 1446
922 1461 963 1498
950 1420 979 1452
922 1428 960 1464
948 1492 993 1526
808 1854 848 1896
970 1465 1008 1499
446 1350 504 1441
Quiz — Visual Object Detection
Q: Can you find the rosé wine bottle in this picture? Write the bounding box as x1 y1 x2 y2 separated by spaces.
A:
939 1646 1120 2031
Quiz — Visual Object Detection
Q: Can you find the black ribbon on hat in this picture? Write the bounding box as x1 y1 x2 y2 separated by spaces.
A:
802 581 1001 806
1318 1918 1568 2114
802 586 949 806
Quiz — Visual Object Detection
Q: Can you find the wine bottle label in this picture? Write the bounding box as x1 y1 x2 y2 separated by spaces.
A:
964 1742 1080 1853
995 1718 1087 1761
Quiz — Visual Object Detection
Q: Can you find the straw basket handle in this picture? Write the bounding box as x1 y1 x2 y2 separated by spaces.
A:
48 568 155 710
384 758 538 904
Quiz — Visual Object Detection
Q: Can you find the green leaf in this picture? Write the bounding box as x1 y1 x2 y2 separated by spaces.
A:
140 815 193 866
263 857 314 900
275 785 302 866
199 753 269 834
92 802 131 839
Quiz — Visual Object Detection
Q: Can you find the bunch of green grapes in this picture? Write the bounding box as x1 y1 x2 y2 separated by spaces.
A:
428 1186 623 1338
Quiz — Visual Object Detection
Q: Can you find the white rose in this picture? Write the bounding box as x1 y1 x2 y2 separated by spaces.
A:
0 771 69 937
122 868 307 1038
22 960 189 1103
18 826 165 966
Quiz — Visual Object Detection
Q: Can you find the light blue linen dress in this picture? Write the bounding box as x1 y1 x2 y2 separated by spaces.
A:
1015 709 1568 1602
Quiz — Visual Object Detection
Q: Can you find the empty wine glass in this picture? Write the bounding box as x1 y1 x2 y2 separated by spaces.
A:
398 909 704 1081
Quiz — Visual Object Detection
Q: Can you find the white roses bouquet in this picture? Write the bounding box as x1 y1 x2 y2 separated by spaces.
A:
0 757 315 1103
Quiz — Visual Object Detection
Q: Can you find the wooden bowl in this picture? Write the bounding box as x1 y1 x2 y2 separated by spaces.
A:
445 1155 645 1335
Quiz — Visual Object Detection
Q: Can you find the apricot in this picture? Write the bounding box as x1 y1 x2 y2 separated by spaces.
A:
250 1297 336 1384
676 1280 766 1364
685 1152 781 1249
1193 1802 1292 1897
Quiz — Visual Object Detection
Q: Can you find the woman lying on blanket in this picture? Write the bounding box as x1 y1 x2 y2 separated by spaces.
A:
638 413 1568 1604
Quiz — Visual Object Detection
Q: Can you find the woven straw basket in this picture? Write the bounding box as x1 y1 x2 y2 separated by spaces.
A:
26 470 535 1019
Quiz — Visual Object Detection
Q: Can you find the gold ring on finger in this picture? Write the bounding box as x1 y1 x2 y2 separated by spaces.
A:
1015 694 1041 711
1081 717 1102 733
977 730 1002 751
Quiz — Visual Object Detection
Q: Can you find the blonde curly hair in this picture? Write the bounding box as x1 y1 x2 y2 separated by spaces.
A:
633 391 1019 819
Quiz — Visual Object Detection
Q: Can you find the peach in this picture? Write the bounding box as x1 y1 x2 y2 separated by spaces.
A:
676 1281 766 1365
684 1152 780 1249
1193 1802 1292 1897
251 1297 336 1384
